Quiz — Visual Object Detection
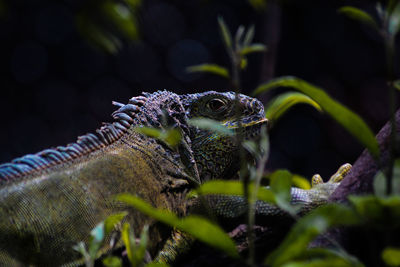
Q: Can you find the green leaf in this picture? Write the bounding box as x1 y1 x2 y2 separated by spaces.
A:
243 25 255 47
132 225 149 267
393 80 400 91
186 64 230 78
103 256 123 267
248 0 267 11
192 180 276 204
338 6 379 32
373 171 387 197
73 241 89 259
116 194 239 258
240 58 248 69
122 223 138 266
89 222 105 259
134 127 182 148
292 174 311 190
268 170 296 215
373 159 400 196
254 76 380 159
101 2 139 41
389 2 400 35
163 129 182 147
217 16 232 51
265 204 360 266
265 92 322 125
188 118 234 136
281 257 361 267
135 127 163 139
382 247 400 267
240 43 267 55
348 195 400 227
235 25 245 49
76 14 120 54
393 159 400 195
104 212 128 235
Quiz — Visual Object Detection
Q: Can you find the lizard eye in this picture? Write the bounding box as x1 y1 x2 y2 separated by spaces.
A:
207 98 226 112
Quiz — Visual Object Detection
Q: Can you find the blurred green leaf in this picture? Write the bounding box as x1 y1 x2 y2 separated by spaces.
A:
73 241 91 265
265 204 360 266
192 180 276 204
338 6 379 32
76 14 120 54
243 25 255 47
389 2 400 35
125 0 141 9
116 194 239 258
348 195 400 227
188 118 234 136
163 129 182 147
292 174 311 190
103 256 123 267
218 16 233 51
121 223 148 267
269 170 292 202
186 64 230 78
248 0 267 11
268 170 296 215
134 127 182 148
101 2 139 41
393 80 400 91
134 225 149 267
373 171 387 197
265 92 322 124
104 212 128 235
235 25 245 49
296 248 364 267
240 43 267 55
89 222 105 259
240 58 248 69
374 159 400 196
382 247 400 267
281 257 361 267
254 76 380 159
122 223 137 266
393 159 400 195
135 127 162 139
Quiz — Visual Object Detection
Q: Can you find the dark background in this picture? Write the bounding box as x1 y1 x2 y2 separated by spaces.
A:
0 0 397 179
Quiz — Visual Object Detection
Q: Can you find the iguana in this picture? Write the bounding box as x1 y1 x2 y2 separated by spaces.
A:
0 90 349 266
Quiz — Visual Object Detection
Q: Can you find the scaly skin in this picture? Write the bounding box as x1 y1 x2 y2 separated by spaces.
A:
0 90 267 266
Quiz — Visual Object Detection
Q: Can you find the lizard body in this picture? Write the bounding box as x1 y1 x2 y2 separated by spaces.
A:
0 90 267 266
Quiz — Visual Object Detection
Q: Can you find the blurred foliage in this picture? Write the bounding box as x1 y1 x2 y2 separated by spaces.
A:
116 194 239 259
76 0 141 53
263 91 321 127
254 76 380 160
134 127 182 149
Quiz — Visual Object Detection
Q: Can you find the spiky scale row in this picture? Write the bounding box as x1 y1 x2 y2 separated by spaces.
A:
0 94 149 183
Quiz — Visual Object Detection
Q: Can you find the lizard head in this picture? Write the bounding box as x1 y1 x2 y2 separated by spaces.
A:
180 91 267 182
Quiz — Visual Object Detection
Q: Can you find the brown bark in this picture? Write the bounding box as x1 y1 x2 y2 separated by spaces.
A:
329 109 400 202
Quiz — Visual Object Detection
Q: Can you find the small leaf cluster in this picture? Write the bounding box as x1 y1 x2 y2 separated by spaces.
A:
187 17 267 83
76 0 141 53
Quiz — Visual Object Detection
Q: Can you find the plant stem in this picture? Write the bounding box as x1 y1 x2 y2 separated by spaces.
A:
230 45 256 266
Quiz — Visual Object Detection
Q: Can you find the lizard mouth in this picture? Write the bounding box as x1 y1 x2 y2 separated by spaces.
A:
223 117 268 139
